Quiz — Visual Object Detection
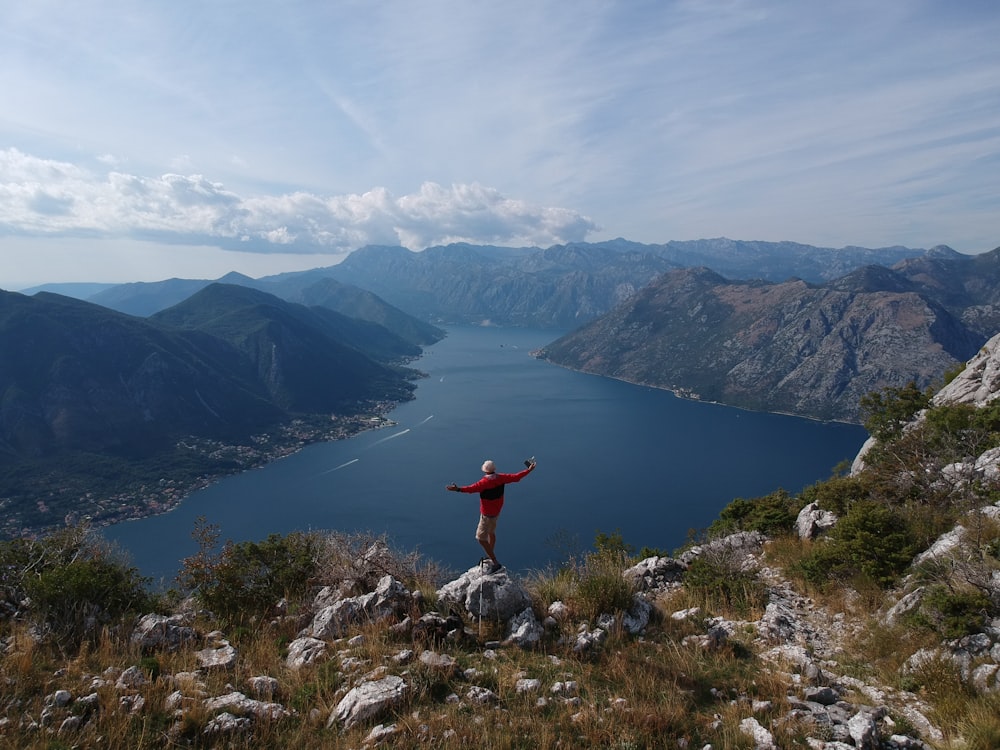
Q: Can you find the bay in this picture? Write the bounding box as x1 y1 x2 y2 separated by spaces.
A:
103 325 868 584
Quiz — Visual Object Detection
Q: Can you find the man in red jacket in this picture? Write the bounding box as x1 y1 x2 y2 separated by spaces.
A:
447 458 536 573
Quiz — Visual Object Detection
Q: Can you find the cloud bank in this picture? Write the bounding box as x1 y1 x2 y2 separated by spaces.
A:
0 148 598 252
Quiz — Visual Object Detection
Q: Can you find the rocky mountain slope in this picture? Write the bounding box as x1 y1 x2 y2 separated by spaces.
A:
537 262 991 422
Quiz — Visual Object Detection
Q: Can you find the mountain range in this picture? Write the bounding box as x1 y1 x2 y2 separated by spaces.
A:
536 246 1000 422
24 237 940 328
38 238 997 423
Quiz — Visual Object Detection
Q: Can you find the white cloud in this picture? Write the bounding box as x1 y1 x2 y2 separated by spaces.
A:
0 148 598 252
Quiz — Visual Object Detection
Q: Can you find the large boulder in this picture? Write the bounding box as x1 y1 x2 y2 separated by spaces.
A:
436 566 532 623
932 333 1000 408
203 691 291 721
329 675 408 730
286 637 328 669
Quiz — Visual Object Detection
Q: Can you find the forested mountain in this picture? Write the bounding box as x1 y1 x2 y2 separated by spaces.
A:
150 283 417 413
86 273 444 347
0 286 423 535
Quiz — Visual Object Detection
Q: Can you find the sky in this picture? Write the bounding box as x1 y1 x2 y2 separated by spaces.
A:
2 0 999 290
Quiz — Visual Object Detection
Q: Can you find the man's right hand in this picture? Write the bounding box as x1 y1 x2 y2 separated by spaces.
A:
446 483 459 491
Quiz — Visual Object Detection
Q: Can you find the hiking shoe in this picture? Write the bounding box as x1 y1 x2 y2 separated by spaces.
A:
488 562 504 574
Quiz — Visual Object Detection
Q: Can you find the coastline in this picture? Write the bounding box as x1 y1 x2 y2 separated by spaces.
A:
533 354 863 426
1 404 402 542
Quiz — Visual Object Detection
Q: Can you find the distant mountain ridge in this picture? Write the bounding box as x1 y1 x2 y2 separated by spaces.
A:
26 238 943 329
323 239 942 328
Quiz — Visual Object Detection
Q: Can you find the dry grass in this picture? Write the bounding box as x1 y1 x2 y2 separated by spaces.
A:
0 584 803 750
2 522 997 749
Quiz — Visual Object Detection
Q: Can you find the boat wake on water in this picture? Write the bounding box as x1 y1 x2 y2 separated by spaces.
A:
316 458 360 476
372 428 410 446
312 415 434 478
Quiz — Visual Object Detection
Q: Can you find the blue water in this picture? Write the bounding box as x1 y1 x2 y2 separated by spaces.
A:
103 325 867 584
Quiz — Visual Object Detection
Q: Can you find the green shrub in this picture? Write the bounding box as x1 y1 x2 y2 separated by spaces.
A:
798 475 867 517
795 501 918 589
908 585 994 640
178 519 319 627
709 489 799 536
571 549 636 621
0 525 152 651
860 381 931 442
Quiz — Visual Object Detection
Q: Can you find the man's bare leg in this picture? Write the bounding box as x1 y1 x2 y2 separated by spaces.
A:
479 533 499 566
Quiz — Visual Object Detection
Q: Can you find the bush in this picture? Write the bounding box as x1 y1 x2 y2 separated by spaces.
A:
795 501 918 589
572 549 636 621
0 525 152 651
178 520 319 626
860 381 931 442
709 489 799 536
798 475 867 517
683 554 767 618
908 584 994 640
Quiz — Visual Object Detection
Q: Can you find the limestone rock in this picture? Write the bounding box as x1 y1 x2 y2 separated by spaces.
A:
310 574 410 639
196 642 237 671
329 675 408 730
418 650 458 675
506 607 543 647
130 613 197 651
203 712 252 735
622 556 686 592
932 333 1000 408
436 565 531 622
204 691 291 721
286 637 328 669
115 665 148 690
739 716 775 749
247 676 280 700
466 686 499 705
795 502 838 540
848 710 881 750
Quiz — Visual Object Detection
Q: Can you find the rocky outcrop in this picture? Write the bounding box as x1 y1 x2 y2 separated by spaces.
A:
932 332 1000 408
436 564 532 622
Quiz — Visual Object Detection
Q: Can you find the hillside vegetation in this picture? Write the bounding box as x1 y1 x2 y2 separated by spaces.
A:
2 336 1000 748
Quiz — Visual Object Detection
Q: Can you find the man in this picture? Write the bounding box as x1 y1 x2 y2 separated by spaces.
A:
447 458 536 573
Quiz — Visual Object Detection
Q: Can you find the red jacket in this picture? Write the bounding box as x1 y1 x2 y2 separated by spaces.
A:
456 467 532 517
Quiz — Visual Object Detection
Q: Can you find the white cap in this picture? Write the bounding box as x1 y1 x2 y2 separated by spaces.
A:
481 459 496 473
